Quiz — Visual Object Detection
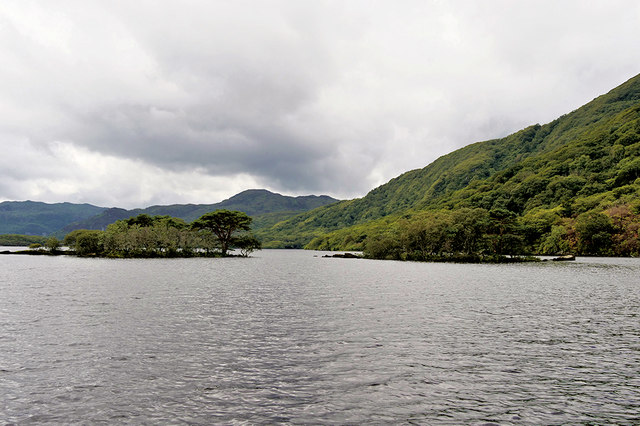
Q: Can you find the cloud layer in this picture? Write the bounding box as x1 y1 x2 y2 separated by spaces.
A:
1 0 640 207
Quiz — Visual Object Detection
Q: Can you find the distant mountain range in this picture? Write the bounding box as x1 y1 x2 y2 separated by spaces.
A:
0 190 338 237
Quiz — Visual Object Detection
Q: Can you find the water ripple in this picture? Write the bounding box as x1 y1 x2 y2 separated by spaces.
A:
1 252 639 424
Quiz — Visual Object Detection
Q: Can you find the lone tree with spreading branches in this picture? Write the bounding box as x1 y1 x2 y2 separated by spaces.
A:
191 210 253 256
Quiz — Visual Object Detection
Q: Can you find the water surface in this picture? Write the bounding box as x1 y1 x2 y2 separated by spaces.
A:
1 251 639 424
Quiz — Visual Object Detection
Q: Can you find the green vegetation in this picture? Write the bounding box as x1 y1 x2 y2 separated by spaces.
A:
44 237 61 252
191 210 254 256
0 234 46 246
61 210 261 258
263 73 640 257
336 205 637 261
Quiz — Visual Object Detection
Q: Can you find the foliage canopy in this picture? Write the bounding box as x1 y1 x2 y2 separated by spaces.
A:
61 210 261 258
191 210 253 256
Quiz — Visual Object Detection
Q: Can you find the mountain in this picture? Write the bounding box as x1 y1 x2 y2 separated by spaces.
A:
259 73 640 251
0 201 105 236
142 188 338 222
57 189 338 236
56 208 133 235
0 190 338 238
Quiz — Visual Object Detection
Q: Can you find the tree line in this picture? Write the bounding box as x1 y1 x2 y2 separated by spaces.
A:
361 203 640 261
59 210 261 257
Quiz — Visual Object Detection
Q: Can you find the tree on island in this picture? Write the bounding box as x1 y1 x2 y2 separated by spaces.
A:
56 210 261 258
63 229 104 256
44 236 61 253
233 234 262 257
191 210 254 256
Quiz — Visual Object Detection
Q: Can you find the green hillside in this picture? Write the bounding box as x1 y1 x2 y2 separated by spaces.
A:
260 73 640 255
0 201 105 236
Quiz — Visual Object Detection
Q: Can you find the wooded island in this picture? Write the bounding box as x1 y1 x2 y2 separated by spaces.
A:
14 210 261 258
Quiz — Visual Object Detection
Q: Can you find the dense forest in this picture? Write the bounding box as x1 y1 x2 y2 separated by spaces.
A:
257 73 640 258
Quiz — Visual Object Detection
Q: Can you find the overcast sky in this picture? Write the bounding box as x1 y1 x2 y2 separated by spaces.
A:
1 0 639 208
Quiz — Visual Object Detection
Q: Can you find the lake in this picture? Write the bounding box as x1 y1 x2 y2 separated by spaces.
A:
1 250 639 424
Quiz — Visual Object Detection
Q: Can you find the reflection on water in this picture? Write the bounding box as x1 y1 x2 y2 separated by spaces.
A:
1 251 639 424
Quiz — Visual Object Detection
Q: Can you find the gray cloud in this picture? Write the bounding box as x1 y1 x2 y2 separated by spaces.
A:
1 0 640 207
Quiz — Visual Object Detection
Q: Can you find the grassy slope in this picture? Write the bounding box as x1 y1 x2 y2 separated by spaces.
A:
260 73 640 249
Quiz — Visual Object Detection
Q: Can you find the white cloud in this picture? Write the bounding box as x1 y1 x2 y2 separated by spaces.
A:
1 0 639 206
0 137 260 207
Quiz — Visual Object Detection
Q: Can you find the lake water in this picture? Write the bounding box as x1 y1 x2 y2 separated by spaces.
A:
1 250 639 424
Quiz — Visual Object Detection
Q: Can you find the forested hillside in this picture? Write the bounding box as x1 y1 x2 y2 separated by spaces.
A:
260 73 640 256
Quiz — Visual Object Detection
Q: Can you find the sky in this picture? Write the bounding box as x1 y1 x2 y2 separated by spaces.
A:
1 0 640 208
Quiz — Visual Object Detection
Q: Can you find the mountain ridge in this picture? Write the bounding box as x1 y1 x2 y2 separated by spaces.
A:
0 189 338 237
0 201 106 236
